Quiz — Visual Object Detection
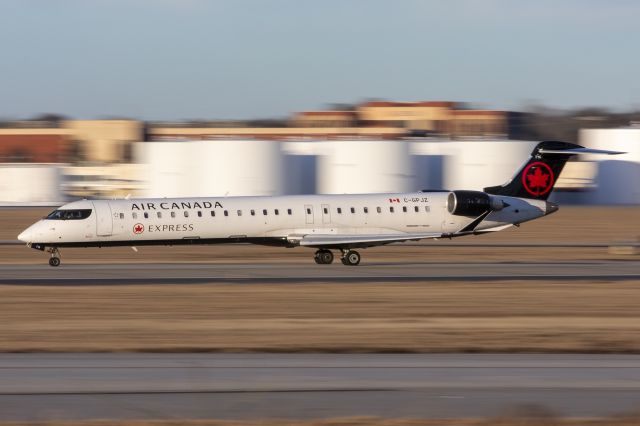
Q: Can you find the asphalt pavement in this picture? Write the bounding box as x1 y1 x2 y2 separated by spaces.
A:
0 260 639 285
1 353 640 420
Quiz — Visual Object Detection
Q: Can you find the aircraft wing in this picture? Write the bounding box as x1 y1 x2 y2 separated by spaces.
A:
299 232 443 248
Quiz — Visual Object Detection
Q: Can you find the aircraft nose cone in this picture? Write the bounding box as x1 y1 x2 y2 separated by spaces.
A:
545 201 559 215
18 226 33 242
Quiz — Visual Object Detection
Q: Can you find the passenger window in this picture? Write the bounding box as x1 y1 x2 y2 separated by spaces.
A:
323 207 328 214
364 207 368 214
197 211 202 217
224 210 229 217
184 211 189 218
274 209 279 215
337 207 342 214
287 209 292 215
390 207 394 213
425 206 430 212
172 211 176 218
210 211 214 217
414 206 419 213
251 209 255 216
263 209 268 216
402 206 407 213
119 213 124 219
157 212 162 218
377 207 381 213
237 210 242 216
306 208 311 214
144 212 149 219
132 212 137 219
350 207 355 214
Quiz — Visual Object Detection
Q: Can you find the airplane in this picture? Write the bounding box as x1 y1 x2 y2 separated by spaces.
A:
18 141 622 267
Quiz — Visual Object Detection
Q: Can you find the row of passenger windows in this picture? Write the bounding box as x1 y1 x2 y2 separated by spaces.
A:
125 208 292 220
119 205 430 220
329 206 430 214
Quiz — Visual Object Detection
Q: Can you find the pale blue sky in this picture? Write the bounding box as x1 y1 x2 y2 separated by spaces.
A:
0 0 638 120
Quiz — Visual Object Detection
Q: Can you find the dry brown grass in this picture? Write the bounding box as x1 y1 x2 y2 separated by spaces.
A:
2 414 640 426
1 280 640 353
1 206 639 354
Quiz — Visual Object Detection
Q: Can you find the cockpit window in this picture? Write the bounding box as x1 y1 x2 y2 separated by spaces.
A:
46 209 92 220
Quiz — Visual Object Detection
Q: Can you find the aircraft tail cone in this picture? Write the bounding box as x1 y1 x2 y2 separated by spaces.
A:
545 201 559 215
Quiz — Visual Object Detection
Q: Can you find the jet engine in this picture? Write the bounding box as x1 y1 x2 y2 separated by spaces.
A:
447 190 505 217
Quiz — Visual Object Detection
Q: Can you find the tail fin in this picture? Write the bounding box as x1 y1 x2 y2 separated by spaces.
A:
483 141 622 200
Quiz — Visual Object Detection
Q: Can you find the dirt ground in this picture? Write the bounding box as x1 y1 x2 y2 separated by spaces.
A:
1 206 639 264
2 415 640 426
0 206 639 354
2 280 640 353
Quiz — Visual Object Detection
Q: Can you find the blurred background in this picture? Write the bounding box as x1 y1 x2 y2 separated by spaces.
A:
1 2 640 424
0 0 639 206
1 104 639 205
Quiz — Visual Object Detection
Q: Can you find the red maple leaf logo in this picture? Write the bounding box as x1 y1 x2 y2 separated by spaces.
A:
133 224 144 234
522 162 554 196
526 167 550 189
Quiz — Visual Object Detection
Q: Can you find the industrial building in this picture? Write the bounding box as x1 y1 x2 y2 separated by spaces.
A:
0 102 637 205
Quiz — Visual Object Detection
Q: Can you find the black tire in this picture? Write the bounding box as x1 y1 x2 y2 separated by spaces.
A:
49 257 60 267
319 250 334 264
343 250 361 266
314 249 334 265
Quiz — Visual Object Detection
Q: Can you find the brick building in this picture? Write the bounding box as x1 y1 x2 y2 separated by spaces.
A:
0 129 72 163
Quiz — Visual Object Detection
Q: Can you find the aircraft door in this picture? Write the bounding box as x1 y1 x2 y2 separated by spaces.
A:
304 204 314 224
321 204 331 224
92 201 113 236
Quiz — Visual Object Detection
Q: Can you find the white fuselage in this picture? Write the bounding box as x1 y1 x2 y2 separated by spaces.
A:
18 191 548 248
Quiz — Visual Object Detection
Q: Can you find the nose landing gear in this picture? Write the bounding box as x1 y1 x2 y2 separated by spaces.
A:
47 248 61 267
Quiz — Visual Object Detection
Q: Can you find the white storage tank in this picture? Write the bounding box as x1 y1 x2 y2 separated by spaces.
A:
136 139 284 197
317 140 413 194
442 140 538 191
136 141 194 198
193 139 283 196
580 128 640 204
0 164 63 204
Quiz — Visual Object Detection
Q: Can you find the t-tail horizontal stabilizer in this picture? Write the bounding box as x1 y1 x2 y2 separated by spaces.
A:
484 141 624 201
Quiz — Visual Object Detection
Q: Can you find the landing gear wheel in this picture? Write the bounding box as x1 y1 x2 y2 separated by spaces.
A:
341 250 361 266
314 249 334 265
47 247 61 267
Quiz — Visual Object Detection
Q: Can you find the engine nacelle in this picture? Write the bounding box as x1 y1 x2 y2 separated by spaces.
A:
447 190 504 217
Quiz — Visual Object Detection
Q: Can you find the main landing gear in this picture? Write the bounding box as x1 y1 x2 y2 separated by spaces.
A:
48 247 61 267
340 249 361 266
313 249 361 266
314 249 334 264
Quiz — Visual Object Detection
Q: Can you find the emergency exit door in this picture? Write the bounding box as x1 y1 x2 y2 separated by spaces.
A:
321 204 331 224
304 204 314 224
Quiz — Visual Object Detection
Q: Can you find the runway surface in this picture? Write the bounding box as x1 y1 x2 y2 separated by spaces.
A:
1 353 640 420
0 260 639 285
